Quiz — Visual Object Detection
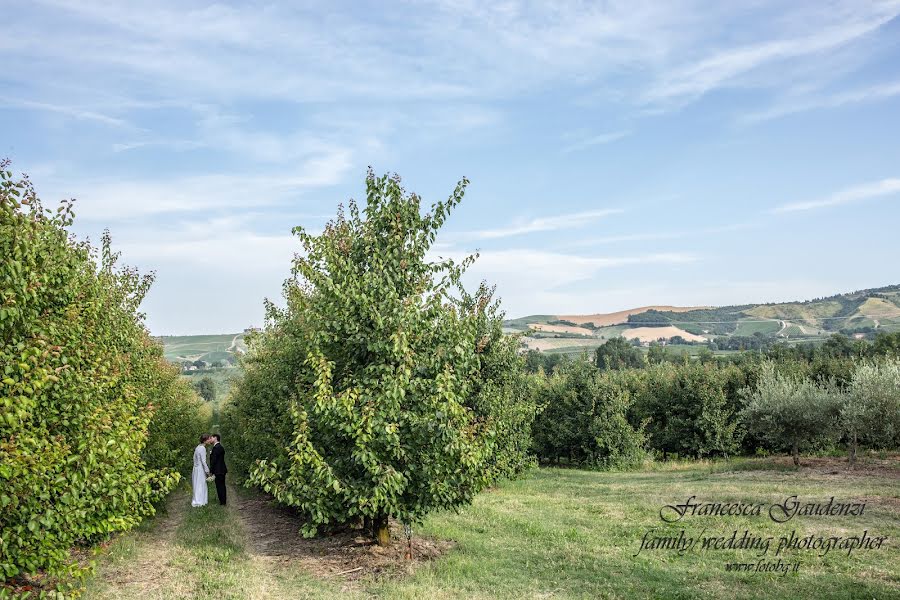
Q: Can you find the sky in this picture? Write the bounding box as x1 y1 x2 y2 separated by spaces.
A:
3 0 900 335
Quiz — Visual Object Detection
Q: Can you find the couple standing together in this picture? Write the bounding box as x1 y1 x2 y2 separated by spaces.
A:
191 433 227 507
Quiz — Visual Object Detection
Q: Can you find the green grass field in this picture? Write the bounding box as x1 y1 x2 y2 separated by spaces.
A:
733 320 782 336
83 457 900 599
159 333 247 363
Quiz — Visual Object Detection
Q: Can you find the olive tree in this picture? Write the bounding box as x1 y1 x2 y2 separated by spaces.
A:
841 360 900 466
741 364 841 465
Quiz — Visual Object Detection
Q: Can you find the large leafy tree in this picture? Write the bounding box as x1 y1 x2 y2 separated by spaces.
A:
0 162 199 583
243 171 535 544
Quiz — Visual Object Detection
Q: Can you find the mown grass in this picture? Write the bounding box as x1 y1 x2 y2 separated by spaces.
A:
85 459 900 599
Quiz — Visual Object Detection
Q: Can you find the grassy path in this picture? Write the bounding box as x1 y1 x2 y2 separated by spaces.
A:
84 483 349 599
84 458 900 599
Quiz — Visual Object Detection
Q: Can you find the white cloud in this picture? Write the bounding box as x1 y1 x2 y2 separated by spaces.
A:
457 248 698 316
0 96 131 127
566 223 753 246
742 80 900 123
774 178 900 213
562 131 630 153
464 209 624 240
36 151 352 221
643 3 900 107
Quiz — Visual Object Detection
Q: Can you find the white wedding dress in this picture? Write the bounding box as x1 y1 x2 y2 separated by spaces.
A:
191 444 210 507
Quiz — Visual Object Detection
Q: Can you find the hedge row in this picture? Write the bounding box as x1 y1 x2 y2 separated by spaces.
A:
0 164 205 584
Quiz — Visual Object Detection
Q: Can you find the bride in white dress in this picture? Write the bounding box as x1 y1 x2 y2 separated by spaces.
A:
191 434 212 507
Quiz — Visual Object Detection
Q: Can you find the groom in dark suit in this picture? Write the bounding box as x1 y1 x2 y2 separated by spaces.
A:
209 433 227 505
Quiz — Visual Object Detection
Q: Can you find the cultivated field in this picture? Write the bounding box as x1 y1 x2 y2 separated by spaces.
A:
506 285 900 352
159 333 247 363
84 456 900 599
527 323 595 336
519 337 603 352
621 325 707 343
558 305 705 327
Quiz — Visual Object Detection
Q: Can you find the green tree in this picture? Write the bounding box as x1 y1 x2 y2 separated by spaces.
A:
632 362 742 458
647 342 668 365
242 171 534 545
873 331 900 358
594 336 644 371
741 364 841 465
532 360 645 468
193 376 216 402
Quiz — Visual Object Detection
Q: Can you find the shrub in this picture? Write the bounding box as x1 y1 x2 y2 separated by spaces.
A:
142 367 208 477
237 171 534 545
220 328 305 483
0 164 193 583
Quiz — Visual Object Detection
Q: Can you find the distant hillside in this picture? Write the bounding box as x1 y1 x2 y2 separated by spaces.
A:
158 332 248 365
506 284 900 355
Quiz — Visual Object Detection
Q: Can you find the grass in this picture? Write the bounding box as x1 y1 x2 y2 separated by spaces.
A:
84 484 343 599
82 458 900 599
733 320 782 336
159 333 246 362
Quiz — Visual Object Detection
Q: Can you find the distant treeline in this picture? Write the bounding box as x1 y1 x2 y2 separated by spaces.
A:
527 331 900 468
626 307 750 335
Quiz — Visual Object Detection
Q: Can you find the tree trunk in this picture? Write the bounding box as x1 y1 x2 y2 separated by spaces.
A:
849 431 857 468
791 443 799 466
374 513 390 546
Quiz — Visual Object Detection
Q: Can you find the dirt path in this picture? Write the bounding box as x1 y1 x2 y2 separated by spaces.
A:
85 490 193 598
83 484 451 599
233 490 451 584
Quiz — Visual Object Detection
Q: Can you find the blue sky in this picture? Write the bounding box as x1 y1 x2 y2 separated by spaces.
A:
3 0 900 334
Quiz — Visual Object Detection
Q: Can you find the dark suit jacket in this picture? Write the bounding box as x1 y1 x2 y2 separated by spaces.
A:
210 443 227 476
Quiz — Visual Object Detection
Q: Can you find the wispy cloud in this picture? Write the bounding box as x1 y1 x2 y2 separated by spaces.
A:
566 223 753 246
644 5 899 108
742 80 900 123
112 139 205 152
36 150 353 220
562 131 630 153
774 178 900 213
457 248 698 316
463 209 624 240
0 96 131 127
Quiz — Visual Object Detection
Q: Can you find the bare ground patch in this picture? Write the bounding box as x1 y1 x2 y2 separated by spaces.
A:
85 494 198 599
234 493 454 583
767 455 900 480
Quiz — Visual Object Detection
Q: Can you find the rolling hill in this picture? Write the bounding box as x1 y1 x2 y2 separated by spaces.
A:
506 284 900 355
157 332 249 364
